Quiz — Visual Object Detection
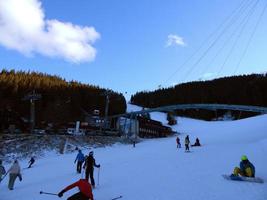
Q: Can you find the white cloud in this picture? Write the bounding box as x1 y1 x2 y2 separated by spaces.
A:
0 0 100 63
166 34 186 47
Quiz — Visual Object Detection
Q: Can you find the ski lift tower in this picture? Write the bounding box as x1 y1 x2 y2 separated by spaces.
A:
22 90 42 133
103 91 110 130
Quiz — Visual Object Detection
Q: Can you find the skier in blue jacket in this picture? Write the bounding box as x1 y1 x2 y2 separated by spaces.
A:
75 150 85 173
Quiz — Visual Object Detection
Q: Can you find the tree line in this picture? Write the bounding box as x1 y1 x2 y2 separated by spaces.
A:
0 69 126 131
131 73 267 120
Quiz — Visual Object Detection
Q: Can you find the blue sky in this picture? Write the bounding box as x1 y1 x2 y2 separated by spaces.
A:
0 0 267 99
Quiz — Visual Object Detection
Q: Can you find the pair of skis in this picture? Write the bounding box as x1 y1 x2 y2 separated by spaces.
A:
40 191 122 199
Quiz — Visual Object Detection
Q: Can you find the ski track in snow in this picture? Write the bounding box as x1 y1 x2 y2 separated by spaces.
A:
1 104 267 200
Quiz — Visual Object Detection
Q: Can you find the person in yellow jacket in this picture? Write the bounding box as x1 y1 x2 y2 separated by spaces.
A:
232 155 255 177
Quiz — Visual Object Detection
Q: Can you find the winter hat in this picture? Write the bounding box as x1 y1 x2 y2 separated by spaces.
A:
241 155 248 161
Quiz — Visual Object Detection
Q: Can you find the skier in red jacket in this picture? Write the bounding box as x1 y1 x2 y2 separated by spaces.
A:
58 179 94 200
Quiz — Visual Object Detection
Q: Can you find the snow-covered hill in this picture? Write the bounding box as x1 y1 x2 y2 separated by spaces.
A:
1 104 266 200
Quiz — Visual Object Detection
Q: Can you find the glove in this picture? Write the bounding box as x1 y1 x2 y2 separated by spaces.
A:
97 164 101 168
58 191 64 198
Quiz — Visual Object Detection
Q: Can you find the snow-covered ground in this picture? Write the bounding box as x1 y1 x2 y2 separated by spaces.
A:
1 104 266 200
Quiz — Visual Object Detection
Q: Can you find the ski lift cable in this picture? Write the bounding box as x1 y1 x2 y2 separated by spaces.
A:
159 0 249 87
179 0 254 83
216 0 260 76
198 0 257 78
233 0 267 75
161 0 250 86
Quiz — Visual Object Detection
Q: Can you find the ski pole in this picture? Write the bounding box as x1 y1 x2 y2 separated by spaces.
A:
81 167 85 179
0 172 8 183
111 195 123 200
39 191 58 196
97 167 100 186
22 166 30 170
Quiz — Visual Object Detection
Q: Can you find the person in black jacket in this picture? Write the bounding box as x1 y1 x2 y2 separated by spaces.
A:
184 135 190 152
83 151 100 187
191 138 201 147
28 157 35 168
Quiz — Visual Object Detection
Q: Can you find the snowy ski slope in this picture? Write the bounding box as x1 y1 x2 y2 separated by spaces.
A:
0 104 266 200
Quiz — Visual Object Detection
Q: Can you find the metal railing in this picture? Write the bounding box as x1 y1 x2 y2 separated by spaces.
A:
111 104 267 118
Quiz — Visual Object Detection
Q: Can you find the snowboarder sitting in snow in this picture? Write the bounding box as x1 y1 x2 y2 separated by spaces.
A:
191 138 201 147
176 136 181 148
83 151 100 188
58 178 94 200
232 155 255 177
75 149 85 173
28 157 35 168
0 159 6 181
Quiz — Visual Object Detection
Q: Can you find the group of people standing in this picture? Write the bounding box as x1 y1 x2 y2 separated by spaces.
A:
59 149 101 200
1 140 257 200
176 135 201 152
1 149 98 200
74 149 100 188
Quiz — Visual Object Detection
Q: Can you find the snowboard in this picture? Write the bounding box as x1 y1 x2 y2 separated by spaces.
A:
222 174 264 184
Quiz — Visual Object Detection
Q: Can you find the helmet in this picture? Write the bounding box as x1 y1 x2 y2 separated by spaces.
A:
241 155 248 161
89 151 94 156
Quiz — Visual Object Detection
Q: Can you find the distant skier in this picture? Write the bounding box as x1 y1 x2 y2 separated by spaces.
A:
8 160 22 190
75 150 85 173
133 139 136 148
58 178 94 200
176 136 181 148
0 159 6 181
83 151 100 188
184 135 190 152
231 155 255 177
191 138 201 147
28 157 35 168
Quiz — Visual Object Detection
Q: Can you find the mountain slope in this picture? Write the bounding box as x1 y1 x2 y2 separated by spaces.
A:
1 105 266 200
